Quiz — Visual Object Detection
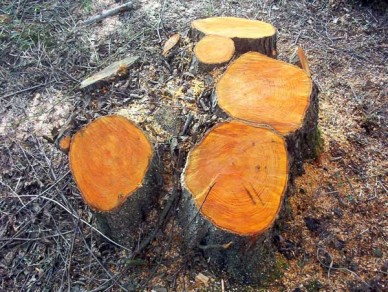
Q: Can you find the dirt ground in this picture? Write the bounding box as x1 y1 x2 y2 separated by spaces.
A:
0 0 387 291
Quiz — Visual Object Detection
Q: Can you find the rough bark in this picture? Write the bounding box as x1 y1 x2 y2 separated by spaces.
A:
189 55 229 74
285 83 320 176
178 187 278 284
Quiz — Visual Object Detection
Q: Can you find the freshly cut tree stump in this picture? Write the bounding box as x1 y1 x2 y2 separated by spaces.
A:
192 35 235 72
179 120 288 283
216 52 319 173
69 115 161 247
191 17 276 56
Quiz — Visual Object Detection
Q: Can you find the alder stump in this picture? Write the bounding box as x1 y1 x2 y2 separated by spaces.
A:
191 17 277 56
215 52 319 174
192 35 235 72
69 115 161 247
179 120 288 283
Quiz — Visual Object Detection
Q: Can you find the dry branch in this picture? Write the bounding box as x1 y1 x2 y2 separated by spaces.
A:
82 2 134 26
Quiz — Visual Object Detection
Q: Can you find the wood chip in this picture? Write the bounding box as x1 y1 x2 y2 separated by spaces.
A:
162 33 180 56
0 15 11 23
195 273 209 285
80 56 139 88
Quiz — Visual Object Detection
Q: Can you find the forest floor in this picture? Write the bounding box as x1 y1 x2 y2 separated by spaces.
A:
0 0 387 291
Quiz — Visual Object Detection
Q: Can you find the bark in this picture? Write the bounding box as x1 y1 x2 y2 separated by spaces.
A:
285 83 320 177
189 55 230 74
178 183 278 284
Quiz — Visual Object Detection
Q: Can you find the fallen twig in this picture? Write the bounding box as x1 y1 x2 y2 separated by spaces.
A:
0 81 55 100
82 2 133 26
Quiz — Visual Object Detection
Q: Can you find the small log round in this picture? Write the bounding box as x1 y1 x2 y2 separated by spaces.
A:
58 135 71 153
191 17 277 57
69 115 161 247
179 120 288 283
192 35 235 72
215 52 319 173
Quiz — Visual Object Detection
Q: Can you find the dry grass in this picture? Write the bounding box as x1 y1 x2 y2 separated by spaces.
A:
0 0 387 290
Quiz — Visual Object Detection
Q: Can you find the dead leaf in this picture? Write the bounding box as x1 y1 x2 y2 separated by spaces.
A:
195 273 209 286
162 33 180 56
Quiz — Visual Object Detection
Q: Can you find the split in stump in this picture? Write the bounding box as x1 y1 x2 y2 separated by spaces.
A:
192 35 235 72
191 17 276 56
290 46 311 77
179 120 288 283
69 115 161 247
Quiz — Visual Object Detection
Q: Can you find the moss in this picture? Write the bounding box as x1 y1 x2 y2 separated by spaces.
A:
305 279 322 292
259 254 290 287
82 0 93 13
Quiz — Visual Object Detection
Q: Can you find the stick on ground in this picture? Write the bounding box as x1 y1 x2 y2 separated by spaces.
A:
82 2 134 26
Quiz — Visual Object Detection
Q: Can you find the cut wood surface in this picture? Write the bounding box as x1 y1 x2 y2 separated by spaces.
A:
80 56 138 88
162 33 180 56
191 17 276 56
59 135 71 153
183 120 288 235
180 120 288 282
69 115 161 246
70 115 153 211
194 35 235 68
216 52 312 135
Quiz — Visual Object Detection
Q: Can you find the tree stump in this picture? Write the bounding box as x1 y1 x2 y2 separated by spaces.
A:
69 115 161 247
215 52 319 174
191 35 235 73
179 120 288 283
191 17 277 57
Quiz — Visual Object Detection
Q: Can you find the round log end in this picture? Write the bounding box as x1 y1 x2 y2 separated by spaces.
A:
191 17 276 40
69 115 153 212
194 35 235 65
59 135 71 153
182 120 288 236
217 52 312 135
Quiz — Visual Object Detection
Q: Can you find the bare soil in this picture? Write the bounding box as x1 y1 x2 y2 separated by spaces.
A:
0 0 387 291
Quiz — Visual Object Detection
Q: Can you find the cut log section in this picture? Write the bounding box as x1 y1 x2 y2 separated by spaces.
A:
69 115 161 247
80 56 139 89
59 135 71 153
216 52 319 173
179 120 288 283
192 35 235 72
191 17 276 56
